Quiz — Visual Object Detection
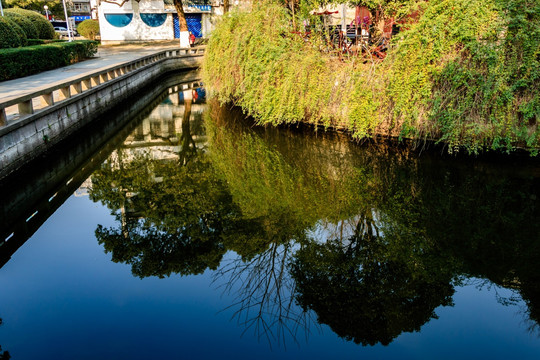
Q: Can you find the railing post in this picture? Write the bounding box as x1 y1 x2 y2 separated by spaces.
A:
0 108 6 126
100 73 108 83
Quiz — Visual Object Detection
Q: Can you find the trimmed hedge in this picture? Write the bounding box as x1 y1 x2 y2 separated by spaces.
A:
0 40 99 81
5 12 39 40
5 8 55 40
26 39 66 46
0 17 22 49
77 19 100 40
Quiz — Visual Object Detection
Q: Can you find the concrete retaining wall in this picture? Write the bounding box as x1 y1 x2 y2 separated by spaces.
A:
0 55 202 180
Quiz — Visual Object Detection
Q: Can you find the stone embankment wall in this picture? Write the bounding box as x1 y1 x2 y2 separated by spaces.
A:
0 54 202 179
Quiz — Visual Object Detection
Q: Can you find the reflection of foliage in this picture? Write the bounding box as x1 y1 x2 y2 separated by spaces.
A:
412 163 540 326
292 216 455 346
96 225 226 278
89 96 540 346
205 103 371 228
91 151 235 277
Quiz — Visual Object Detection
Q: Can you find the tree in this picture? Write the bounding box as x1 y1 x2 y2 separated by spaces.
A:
173 0 190 47
4 0 64 19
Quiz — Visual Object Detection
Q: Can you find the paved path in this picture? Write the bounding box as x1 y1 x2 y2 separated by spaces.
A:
0 41 181 102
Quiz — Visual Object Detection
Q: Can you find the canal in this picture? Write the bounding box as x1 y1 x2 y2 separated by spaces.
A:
1 71 540 359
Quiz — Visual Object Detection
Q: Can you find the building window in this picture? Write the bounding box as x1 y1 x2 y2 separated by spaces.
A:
72 4 90 12
140 13 167 28
104 13 133 28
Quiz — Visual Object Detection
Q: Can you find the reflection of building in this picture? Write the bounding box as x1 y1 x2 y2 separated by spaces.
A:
99 86 207 220
110 87 206 163
74 178 93 197
97 0 240 43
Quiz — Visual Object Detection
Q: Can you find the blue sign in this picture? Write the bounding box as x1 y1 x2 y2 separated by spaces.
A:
73 16 91 22
189 5 211 12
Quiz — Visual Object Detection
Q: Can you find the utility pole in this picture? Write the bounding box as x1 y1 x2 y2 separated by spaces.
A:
62 0 73 41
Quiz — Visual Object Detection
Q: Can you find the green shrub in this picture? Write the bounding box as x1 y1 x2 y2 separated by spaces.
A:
0 16 22 49
26 39 46 46
5 8 55 40
77 19 100 40
9 18 28 47
0 40 99 81
5 12 39 40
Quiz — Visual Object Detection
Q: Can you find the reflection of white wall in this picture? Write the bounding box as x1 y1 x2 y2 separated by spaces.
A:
98 1 174 42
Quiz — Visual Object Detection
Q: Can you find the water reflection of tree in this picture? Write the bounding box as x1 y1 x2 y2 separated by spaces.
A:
89 97 540 347
215 240 316 347
91 90 233 277
292 215 455 346
206 104 540 342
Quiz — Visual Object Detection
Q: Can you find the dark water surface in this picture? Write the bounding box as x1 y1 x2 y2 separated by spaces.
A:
1 75 540 359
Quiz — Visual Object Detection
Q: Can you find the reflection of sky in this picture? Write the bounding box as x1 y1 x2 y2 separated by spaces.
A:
1 194 540 359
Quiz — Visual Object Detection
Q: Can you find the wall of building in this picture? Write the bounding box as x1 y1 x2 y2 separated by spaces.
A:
99 0 175 42
98 0 220 43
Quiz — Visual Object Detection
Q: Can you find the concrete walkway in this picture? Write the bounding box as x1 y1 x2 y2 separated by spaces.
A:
0 41 182 102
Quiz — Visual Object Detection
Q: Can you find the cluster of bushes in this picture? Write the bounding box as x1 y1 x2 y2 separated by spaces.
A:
0 8 55 49
0 41 98 81
77 19 100 40
203 0 540 154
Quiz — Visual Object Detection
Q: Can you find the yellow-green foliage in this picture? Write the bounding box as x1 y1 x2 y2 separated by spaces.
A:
385 0 499 126
204 0 540 153
203 2 367 129
205 102 373 231
77 19 100 40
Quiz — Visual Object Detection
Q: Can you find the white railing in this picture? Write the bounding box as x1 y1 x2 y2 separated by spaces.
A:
0 46 206 127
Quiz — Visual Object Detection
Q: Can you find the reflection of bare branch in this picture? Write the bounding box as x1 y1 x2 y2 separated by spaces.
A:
213 242 318 348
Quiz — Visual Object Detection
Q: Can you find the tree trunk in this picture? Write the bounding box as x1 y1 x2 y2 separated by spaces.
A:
223 0 229 13
173 0 190 47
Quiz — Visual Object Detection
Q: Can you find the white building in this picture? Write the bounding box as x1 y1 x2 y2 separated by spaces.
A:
97 0 223 44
